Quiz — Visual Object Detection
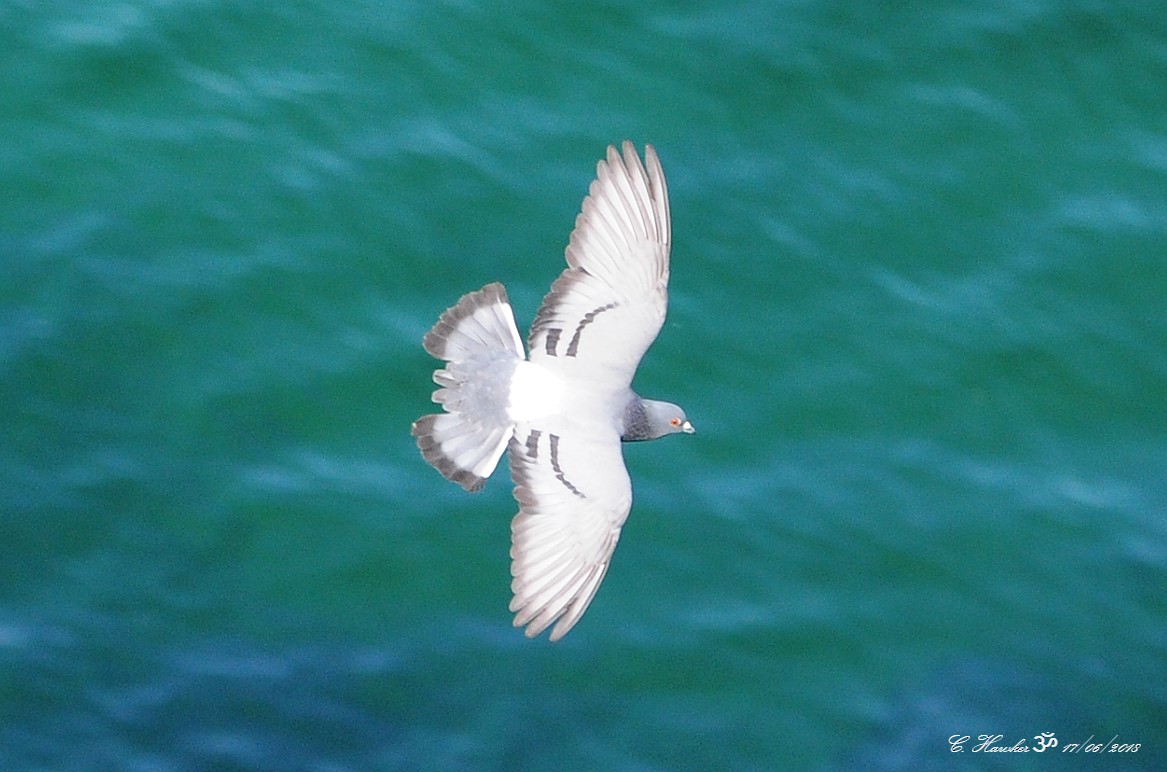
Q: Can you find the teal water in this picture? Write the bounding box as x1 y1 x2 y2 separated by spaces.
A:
3 1 1166 769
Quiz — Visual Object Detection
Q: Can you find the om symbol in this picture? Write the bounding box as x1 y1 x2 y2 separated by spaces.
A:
1033 732 1058 752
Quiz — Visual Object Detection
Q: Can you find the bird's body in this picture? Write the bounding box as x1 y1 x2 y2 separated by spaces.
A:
412 142 693 640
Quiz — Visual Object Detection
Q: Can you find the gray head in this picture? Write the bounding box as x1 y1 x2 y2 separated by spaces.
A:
622 397 695 442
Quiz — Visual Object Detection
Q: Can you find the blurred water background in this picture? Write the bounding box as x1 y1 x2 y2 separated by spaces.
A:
3 0 1165 769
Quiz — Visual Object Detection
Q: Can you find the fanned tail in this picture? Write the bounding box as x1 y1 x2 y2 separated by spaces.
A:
412 283 525 491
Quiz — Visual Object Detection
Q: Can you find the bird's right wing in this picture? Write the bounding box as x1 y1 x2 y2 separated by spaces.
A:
507 418 632 641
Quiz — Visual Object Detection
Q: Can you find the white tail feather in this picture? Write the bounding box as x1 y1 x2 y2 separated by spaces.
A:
413 283 525 491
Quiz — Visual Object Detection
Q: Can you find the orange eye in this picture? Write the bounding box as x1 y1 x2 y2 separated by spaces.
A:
670 417 681 426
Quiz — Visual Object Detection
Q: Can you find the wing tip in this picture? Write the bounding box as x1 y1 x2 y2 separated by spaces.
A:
508 563 609 642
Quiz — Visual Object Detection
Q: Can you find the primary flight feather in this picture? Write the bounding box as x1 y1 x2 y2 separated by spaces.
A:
412 142 694 641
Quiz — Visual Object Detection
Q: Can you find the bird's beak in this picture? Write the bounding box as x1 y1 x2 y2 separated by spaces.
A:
681 420 695 434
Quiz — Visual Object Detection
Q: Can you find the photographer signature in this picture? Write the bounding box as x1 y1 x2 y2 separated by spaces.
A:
948 733 1140 754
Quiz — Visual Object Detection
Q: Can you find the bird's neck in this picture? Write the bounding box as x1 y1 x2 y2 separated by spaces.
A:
620 395 653 442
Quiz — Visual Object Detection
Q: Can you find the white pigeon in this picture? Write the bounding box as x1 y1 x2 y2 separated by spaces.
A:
412 141 694 641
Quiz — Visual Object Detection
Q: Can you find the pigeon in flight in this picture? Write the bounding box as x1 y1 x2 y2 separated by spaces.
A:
412 141 694 641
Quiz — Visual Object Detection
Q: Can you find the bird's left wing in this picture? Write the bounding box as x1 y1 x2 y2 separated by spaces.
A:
528 142 671 390
507 418 632 641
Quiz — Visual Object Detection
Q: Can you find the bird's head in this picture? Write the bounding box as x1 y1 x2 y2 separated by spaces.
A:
642 399 695 439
